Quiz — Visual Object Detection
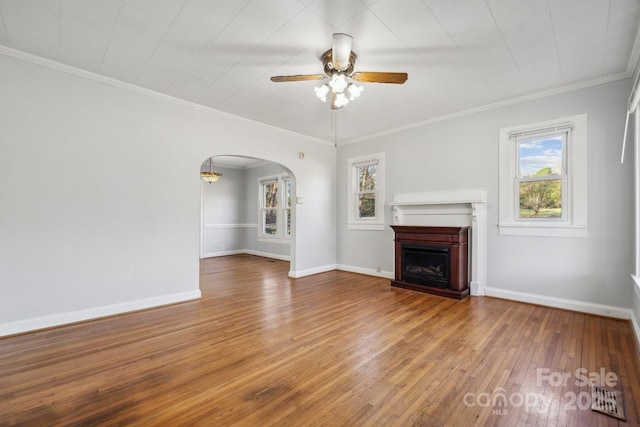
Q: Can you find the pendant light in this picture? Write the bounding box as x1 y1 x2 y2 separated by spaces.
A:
201 157 222 183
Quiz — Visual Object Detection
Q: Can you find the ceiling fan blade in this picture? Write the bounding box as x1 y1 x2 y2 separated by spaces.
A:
332 33 353 72
351 71 408 84
270 74 327 82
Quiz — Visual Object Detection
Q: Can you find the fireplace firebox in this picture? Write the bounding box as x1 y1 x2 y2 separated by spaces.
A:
402 244 450 288
391 226 469 299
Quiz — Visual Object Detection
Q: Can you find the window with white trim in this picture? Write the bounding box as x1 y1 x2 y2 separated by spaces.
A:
347 153 385 230
259 174 291 240
284 177 292 237
516 130 567 220
499 114 587 237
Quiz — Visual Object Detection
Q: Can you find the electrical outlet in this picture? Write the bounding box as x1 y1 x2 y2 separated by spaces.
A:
376 265 382 272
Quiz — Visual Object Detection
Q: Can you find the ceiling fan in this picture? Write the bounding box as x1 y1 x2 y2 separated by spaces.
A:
270 33 408 110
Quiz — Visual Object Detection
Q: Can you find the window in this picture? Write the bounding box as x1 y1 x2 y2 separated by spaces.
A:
348 153 385 230
499 114 587 237
356 160 377 219
285 177 292 237
261 179 279 236
259 174 291 240
516 131 567 220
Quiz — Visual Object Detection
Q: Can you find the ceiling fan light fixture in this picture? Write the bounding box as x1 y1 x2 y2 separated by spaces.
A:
270 33 407 110
347 83 363 100
332 91 350 109
314 84 330 102
328 73 349 93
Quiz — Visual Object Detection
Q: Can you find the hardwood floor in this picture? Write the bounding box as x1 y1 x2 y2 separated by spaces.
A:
1 254 639 426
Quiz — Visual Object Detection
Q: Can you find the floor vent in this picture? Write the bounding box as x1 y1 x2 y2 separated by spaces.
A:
591 385 625 420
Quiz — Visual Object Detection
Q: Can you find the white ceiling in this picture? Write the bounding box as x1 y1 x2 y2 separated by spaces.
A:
1 0 639 144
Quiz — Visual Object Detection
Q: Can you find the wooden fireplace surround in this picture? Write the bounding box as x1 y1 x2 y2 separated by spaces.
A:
391 225 470 299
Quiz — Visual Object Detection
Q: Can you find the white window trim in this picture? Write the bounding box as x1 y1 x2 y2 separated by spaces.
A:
347 152 385 231
259 173 291 243
499 114 587 238
633 107 640 283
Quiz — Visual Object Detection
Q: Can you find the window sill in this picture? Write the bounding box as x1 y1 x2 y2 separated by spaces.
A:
499 222 587 238
347 222 385 231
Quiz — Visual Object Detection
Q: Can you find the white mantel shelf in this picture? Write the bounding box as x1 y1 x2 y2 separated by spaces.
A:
390 188 487 206
390 188 488 296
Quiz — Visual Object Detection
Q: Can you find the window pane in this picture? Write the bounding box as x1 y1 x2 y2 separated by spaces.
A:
358 193 376 218
285 179 292 208
263 182 278 208
518 136 563 178
519 179 562 219
357 164 377 192
264 210 277 235
286 209 291 236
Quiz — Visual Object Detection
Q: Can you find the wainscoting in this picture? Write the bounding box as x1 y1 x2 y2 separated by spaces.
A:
202 223 290 261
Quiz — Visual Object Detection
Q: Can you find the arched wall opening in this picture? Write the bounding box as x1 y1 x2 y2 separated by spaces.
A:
199 155 297 276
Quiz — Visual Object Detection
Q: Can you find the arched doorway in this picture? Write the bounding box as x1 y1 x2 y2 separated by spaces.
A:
199 155 296 272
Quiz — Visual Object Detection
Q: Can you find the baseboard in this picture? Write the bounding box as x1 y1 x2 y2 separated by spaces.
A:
202 249 245 258
630 309 640 357
244 249 290 262
336 264 394 279
289 264 337 278
0 289 201 337
631 279 640 356
485 286 630 319
202 249 290 262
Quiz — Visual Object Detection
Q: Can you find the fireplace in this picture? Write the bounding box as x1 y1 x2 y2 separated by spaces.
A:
391 226 469 299
402 244 450 288
390 189 486 296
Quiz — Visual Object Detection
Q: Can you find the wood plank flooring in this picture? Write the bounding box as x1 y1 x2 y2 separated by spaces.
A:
1 254 639 426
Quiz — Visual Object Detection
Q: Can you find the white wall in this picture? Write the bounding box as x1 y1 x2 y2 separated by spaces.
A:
201 166 248 257
0 51 336 335
337 79 635 313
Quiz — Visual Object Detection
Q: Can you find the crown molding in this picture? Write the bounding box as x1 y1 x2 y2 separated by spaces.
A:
1 44 634 149
627 22 640 80
340 72 632 146
0 45 334 147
